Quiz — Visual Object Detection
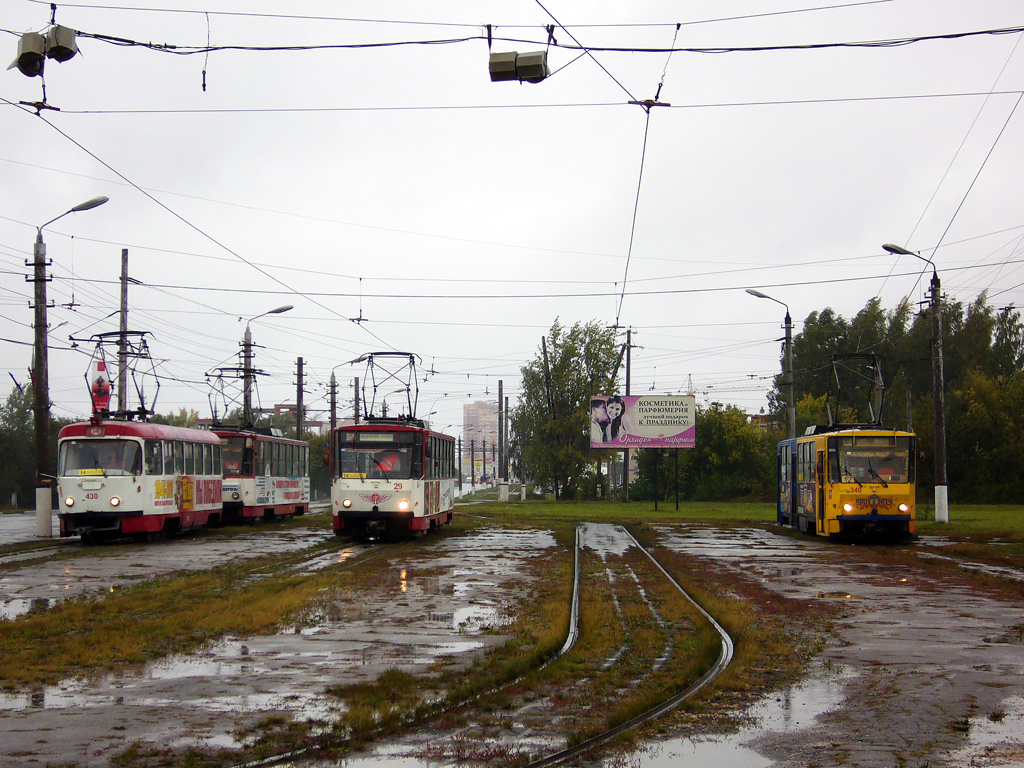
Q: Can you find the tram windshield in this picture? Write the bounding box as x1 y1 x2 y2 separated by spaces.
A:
336 430 421 480
828 435 914 486
59 439 142 477
220 436 254 477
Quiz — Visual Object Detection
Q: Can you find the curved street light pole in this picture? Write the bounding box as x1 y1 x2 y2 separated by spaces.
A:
746 289 795 440
883 243 947 523
33 196 109 537
241 304 293 428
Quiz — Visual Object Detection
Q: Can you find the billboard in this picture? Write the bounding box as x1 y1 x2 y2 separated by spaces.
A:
590 394 696 449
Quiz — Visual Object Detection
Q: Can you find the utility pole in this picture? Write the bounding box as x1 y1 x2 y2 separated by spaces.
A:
295 357 304 439
928 268 948 523
497 380 504 481
30 195 109 537
624 328 631 502
883 243 948 523
329 372 337 435
242 325 254 428
31 230 52 535
117 248 128 413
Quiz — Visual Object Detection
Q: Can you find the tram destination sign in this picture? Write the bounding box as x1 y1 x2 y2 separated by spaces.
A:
589 394 696 449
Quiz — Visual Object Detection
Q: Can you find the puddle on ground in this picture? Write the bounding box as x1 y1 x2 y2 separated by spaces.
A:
0 597 57 621
917 551 1024 582
599 670 852 767
946 695 1024 766
579 522 633 559
653 524 821 561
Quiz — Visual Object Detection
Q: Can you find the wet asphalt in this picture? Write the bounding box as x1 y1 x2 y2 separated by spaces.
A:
3 517 1024 767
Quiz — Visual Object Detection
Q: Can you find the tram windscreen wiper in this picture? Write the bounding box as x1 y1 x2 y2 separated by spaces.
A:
867 458 888 487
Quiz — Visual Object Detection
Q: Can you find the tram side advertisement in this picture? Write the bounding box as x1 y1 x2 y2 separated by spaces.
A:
590 394 696 449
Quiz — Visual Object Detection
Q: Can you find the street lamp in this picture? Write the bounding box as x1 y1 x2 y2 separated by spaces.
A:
240 304 292 428
883 243 948 524
746 289 795 440
32 195 109 537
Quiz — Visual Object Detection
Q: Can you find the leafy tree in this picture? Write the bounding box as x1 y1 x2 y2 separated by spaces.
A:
946 369 1024 502
510 319 620 500
0 387 35 508
993 304 1024 377
308 431 331 499
151 408 202 427
631 403 776 502
0 386 74 509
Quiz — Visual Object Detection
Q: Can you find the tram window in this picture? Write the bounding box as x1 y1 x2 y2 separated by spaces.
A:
255 442 264 476
287 444 295 476
161 441 172 475
145 440 162 475
173 442 184 474
213 445 222 475
183 443 194 474
124 442 142 475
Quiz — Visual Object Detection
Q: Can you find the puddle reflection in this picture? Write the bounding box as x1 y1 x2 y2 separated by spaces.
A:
946 695 1024 766
599 672 850 767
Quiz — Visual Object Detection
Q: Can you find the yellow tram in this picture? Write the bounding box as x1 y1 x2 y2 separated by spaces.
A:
777 426 916 538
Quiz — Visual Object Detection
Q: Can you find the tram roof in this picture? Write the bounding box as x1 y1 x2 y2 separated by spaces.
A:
59 420 223 443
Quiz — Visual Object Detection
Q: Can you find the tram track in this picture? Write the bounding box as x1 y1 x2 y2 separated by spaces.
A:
231 522 736 768
1 520 735 768
518 524 735 768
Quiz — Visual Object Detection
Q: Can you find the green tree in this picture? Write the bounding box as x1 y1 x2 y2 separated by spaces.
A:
632 403 776 502
152 408 201 427
946 369 1024 501
0 386 74 509
0 386 34 508
510 319 620 500
308 431 331 500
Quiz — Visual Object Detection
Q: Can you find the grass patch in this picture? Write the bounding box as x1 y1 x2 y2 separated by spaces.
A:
0 539 351 689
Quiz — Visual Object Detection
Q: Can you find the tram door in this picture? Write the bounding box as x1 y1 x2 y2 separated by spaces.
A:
816 451 826 534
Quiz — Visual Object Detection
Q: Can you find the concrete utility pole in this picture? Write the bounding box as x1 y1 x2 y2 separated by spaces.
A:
240 304 292 428
295 357 304 439
117 248 129 412
31 195 108 537
329 372 337 435
883 243 948 523
624 328 631 502
497 380 504 481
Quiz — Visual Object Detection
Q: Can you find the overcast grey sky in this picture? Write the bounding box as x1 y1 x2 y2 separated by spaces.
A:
3 0 1024 439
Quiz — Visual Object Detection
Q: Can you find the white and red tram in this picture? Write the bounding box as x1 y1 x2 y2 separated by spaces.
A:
330 418 456 538
215 429 310 521
56 419 223 541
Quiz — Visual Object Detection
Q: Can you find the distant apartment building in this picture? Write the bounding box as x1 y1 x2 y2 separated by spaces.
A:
463 400 498 480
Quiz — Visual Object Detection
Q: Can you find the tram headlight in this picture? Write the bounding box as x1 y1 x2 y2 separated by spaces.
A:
842 502 854 513
342 498 352 508
109 496 121 507
63 496 74 507
398 499 409 512
899 503 910 513
231 492 240 500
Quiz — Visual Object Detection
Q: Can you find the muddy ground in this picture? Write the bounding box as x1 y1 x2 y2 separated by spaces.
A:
2 517 1024 767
